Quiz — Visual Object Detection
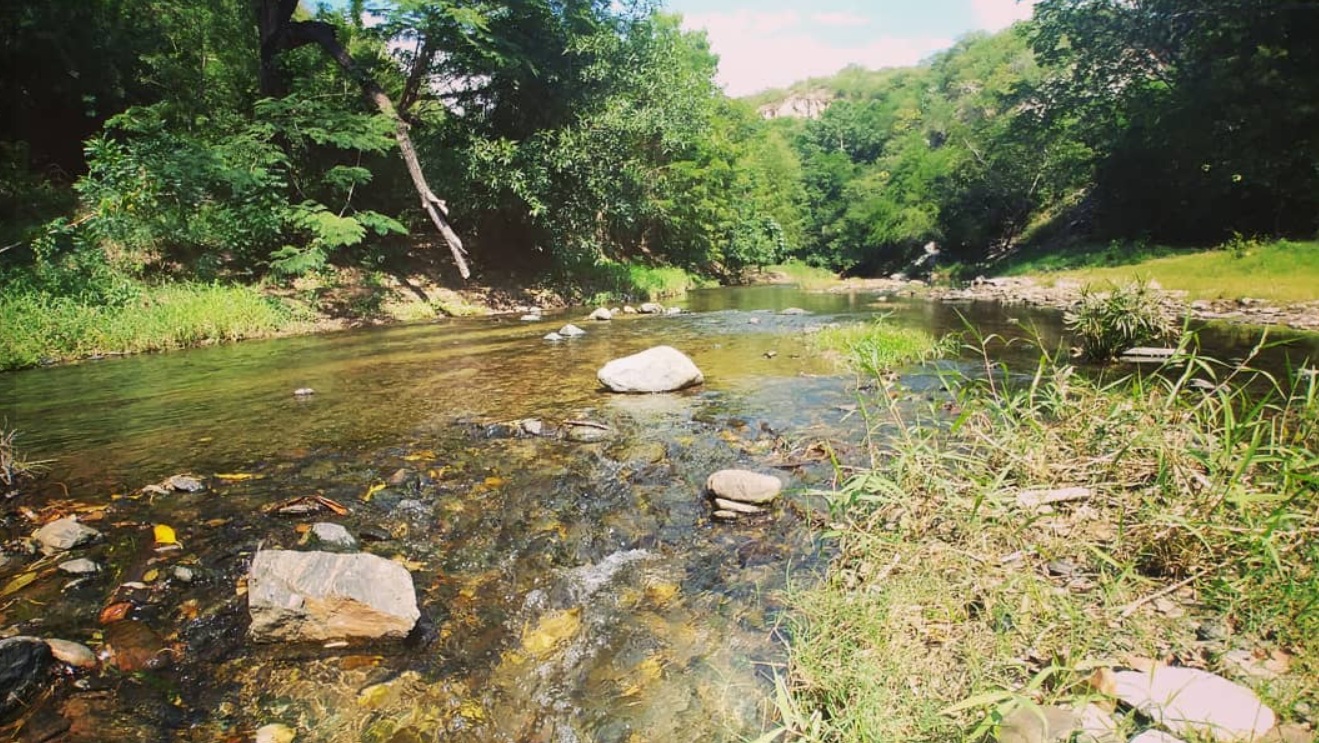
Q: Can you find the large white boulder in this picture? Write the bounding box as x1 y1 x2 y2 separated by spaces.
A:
597 346 703 393
247 550 419 643
706 469 783 505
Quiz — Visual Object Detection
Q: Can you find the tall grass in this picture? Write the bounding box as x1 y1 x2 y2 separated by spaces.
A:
813 320 951 377
774 337 1319 741
767 260 840 290
1064 280 1179 359
0 428 45 494
0 283 304 370
563 261 706 305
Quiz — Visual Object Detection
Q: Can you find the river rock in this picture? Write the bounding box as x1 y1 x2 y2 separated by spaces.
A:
172 566 195 583
105 620 169 672
247 550 420 642
713 498 766 515
622 305 638 314
1128 733 1186 743
995 705 1078 743
565 423 611 443
639 302 664 314
543 332 564 341
1113 666 1275 742
0 637 52 717
588 307 613 321
597 346 704 393
779 307 810 315
33 517 100 553
310 523 356 549
45 638 98 669
520 313 542 322
59 558 101 575
255 723 298 743
293 387 316 397
559 324 587 337
706 469 783 505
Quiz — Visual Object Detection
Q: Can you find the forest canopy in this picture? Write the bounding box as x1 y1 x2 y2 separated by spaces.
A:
1 0 1316 287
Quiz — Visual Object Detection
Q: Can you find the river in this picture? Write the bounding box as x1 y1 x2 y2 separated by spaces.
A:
1 286 1315 741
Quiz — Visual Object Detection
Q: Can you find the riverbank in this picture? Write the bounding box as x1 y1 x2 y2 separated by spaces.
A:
774 335 1319 741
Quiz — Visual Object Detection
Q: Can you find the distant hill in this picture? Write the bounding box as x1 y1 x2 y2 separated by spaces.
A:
742 63 928 120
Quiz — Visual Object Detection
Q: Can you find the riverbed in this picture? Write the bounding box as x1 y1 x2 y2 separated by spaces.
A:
2 286 1316 742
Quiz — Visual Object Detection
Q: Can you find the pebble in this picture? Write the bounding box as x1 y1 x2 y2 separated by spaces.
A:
255 723 297 743
293 388 315 397
33 517 101 553
172 566 195 583
44 638 98 669
310 522 357 549
58 558 102 575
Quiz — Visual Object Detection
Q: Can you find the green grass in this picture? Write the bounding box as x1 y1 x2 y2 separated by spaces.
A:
813 320 950 377
1006 239 1319 304
0 282 306 370
569 261 709 305
767 260 839 290
774 341 1319 741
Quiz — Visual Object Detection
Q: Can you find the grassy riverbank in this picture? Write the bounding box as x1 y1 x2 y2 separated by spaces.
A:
1004 238 1319 304
775 336 1318 740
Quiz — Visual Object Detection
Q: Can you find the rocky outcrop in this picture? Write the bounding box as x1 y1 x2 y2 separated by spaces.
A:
758 92 832 120
597 346 703 393
247 550 420 643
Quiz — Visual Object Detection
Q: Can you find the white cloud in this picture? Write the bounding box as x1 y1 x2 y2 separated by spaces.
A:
970 0 1039 31
683 11 951 96
810 12 871 27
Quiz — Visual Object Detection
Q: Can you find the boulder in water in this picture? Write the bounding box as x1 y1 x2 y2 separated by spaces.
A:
33 517 100 553
247 550 420 643
706 469 783 505
597 346 703 393
588 307 613 321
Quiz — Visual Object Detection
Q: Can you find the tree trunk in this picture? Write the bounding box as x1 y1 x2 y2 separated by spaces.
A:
256 3 470 277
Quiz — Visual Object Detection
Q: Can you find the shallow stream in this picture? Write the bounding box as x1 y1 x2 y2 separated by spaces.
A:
2 286 1316 742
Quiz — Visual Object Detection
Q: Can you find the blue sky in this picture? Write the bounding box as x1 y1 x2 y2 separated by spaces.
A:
662 0 1038 95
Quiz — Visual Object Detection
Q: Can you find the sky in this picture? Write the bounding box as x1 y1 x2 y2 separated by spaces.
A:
662 0 1039 96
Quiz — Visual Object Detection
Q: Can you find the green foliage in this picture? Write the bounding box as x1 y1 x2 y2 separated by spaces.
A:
813 320 949 377
1064 280 1177 359
0 281 300 370
781 344 1319 739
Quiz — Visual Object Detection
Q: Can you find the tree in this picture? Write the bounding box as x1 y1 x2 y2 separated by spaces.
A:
257 0 470 276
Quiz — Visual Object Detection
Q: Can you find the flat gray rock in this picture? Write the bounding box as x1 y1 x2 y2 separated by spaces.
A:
706 469 783 505
58 558 101 575
558 324 587 337
310 522 356 549
45 638 97 669
1113 666 1275 742
588 307 612 321
995 705 1077 743
33 517 100 553
247 550 419 643
597 345 703 393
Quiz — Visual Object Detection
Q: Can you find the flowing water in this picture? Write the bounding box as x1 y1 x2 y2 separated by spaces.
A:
2 286 1316 742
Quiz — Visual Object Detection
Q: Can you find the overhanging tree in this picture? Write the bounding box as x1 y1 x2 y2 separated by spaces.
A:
256 0 470 277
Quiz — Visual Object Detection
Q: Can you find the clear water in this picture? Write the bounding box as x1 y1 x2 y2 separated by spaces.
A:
1 286 1315 741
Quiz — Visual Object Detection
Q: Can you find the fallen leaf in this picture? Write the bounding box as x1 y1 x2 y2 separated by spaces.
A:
313 495 349 515
154 524 178 545
142 569 159 583
178 599 200 621
402 450 435 462
0 571 39 597
99 601 134 624
362 483 386 502
214 472 261 482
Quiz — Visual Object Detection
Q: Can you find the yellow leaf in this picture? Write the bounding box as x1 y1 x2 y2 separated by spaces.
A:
153 524 178 545
362 482 386 502
484 476 506 488
215 472 261 482
402 450 436 462
457 700 486 721
143 569 159 583
0 571 38 597
521 608 581 658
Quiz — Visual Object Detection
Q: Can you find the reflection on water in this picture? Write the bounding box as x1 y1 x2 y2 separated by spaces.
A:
1 286 1315 741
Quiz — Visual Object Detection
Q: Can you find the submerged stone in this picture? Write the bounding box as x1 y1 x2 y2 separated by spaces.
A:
247 550 419 643
310 522 357 549
588 307 613 321
597 345 703 393
33 517 100 553
0 637 52 717
45 638 98 669
558 324 587 337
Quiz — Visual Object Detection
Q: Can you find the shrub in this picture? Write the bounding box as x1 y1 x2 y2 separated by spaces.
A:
1064 280 1177 359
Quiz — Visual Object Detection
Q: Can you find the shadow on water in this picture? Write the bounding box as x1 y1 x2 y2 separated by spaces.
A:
0 285 1315 740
